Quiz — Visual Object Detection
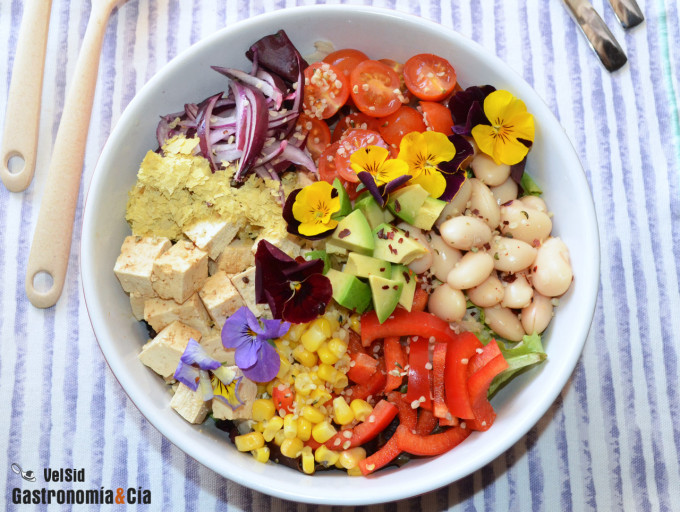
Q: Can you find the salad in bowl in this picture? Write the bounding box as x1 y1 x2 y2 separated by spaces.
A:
112 29 572 477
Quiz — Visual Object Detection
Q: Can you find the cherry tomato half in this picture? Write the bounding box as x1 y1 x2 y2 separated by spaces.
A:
318 141 361 199
296 114 332 162
323 48 369 79
332 111 383 142
403 53 457 102
379 58 413 103
419 101 454 135
349 60 403 118
378 106 427 147
334 129 389 183
303 61 350 119
272 385 295 415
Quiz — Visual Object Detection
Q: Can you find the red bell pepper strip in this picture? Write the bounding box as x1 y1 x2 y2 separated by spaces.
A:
360 308 457 347
466 353 509 431
432 341 449 419
411 285 429 312
415 408 439 435
467 338 502 377
387 391 417 430
324 399 398 449
438 415 459 427
405 336 433 411
384 337 407 392
346 360 386 402
444 331 483 419
347 352 379 384
359 436 401 476
394 424 471 456
348 330 368 355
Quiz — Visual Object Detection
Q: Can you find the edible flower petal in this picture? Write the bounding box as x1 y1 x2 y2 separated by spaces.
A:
255 240 332 324
290 181 340 237
173 338 221 391
449 85 496 136
212 374 245 410
357 171 411 207
436 133 473 202
221 305 290 382
398 131 457 198
283 189 337 240
471 90 535 166
349 146 409 186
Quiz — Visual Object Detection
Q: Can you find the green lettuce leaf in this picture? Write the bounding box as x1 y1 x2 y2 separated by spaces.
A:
488 332 547 397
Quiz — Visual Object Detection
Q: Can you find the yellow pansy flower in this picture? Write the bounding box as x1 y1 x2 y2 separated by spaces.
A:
471 90 535 165
398 131 457 198
291 181 340 237
212 375 245 410
349 145 409 186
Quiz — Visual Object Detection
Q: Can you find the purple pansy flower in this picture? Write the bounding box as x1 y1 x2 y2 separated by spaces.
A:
174 338 221 392
221 306 290 382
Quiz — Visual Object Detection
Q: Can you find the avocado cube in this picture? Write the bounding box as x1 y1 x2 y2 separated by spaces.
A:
368 275 403 323
331 178 352 220
412 197 447 231
326 269 372 314
386 184 430 225
330 209 375 255
325 240 348 256
391 264 417 311
303 249 331 274
372 223 428 264
345 253 392 279
354 193 389 230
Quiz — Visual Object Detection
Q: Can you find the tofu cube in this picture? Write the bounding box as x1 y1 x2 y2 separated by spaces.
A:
213 239 254 275
144 293 212 336
138 321 202 379
151 240 208 304
130 292 146 321
200 329 236 365
252 232 302 259
198 271 245 328
170 383 209 424
211 367 258 420
230 266 271 319
183 217 241 260
114 236 171 296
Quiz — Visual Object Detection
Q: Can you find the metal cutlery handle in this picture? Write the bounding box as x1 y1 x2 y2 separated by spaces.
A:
0 0 53 192
563 0 628 72
608 0 644 29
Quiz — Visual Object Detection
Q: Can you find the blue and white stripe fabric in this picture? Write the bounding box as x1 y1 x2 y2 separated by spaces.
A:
1 0 679 510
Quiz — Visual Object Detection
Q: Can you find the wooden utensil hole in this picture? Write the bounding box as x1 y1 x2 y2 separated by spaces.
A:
6 153 26 174
32 270 54 293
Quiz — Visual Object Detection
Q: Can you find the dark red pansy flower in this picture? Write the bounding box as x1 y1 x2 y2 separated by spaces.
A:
449 85 496 136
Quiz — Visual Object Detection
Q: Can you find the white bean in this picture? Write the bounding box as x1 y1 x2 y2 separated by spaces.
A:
519 195 548 213
470 152 511 186
468 178 501 229
483 305 526 341
429 233 463 282
490 236 538 273
490 178 518 206
440 215 492 251
435 178 472 228
521 292 553 334
500 272 534 309
396 222 432 275
466 272 504 308
500 201 552 244
447 251 494 289
428 284 467 323
531 237 573 297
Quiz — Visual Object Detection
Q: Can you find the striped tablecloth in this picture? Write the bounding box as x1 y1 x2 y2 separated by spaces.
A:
1 0 679 510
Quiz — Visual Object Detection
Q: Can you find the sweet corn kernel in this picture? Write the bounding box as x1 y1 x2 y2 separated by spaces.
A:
277 354 291 379
234 432 265 452
338 447 366 469
309 388 333 407
297 417 312 441
293 344 317 367
266 381 275 396
316 317 333 337
347 466 363 476
314 445 340 467
301 446 315 475
317 342 339 365
283 413 298 439
324 314 340 333
312 421 337 443
294 372 316 395
301 319 329 352
350 399 373 422
333 373 349 390
332 396 355 425
301 405 326 424
349 315 361 333
317 363 338 383
274 429 286 446
287 323 307 342
251 421 265 433
251 446 270 464
327 337 348 359
252 399 276 422
262 416 284 442
280 437 304 459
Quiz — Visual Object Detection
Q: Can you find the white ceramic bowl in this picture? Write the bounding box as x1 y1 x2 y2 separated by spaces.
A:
81 5 599 506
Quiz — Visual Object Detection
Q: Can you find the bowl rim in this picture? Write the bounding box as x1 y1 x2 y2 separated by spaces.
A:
81 4 600 505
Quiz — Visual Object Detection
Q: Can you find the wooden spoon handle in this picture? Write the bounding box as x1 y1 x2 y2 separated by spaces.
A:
0 0 53 193
26 5 111 308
